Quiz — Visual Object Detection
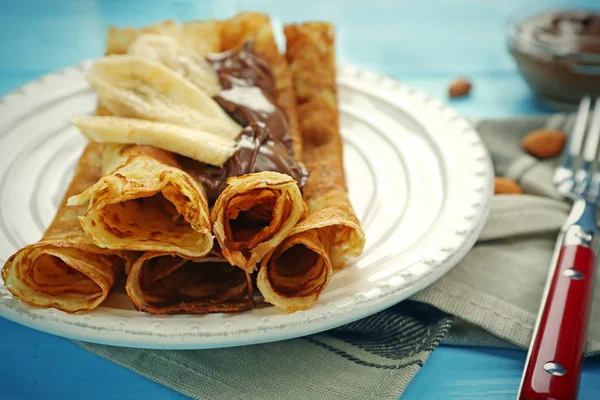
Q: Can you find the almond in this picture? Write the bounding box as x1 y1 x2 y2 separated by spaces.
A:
494 177 522 195
521 129 566 159
448 78 472 98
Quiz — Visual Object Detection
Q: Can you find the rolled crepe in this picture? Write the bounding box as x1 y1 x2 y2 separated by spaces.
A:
67 22 220 259
67 144 213 258
211 13 307 272
212 171 306 273
257 22 365 311
2 143 124 312
126 251 254 314
257 227 334 311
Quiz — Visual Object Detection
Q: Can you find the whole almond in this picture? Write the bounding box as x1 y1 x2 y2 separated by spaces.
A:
521 129 566 159
494 177 522 195
448 78 472 98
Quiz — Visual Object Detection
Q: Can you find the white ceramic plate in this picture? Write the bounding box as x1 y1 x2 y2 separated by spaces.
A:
0 61 493 349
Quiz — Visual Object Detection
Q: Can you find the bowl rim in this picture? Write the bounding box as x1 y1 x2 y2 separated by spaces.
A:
506 2 600 62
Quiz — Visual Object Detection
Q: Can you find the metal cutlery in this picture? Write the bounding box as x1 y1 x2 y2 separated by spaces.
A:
519 96 600 400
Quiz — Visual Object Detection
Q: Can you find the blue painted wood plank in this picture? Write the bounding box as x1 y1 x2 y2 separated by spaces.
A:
0 318 185 400
404 346 600 400
0 0 526 74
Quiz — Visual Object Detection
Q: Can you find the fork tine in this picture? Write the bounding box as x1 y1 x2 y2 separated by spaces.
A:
587 98 600 161
586 98 600 199
571 96 591 156
555 97 591 190
574 98 600 197
582 98 600 161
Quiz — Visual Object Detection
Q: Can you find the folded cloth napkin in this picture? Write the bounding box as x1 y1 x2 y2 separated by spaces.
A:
78 113 600 400
414 113 600 356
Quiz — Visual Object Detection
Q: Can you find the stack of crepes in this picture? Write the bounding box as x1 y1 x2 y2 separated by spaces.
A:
1 13 365 314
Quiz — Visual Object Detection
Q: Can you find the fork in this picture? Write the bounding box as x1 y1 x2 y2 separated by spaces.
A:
518 97 600 400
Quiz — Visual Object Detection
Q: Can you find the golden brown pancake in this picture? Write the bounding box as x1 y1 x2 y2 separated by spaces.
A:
126 251 254 314
2 143 125 312
211 13 308 272
257 22 365 311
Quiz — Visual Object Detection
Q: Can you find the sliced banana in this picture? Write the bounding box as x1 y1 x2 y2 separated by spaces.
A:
72 116 236 167
128 34 222 97
87 55 241 139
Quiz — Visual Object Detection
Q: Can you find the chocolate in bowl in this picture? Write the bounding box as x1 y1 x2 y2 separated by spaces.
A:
508 6 600 108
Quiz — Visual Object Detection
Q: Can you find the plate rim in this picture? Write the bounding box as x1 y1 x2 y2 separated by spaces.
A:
0 60 494 349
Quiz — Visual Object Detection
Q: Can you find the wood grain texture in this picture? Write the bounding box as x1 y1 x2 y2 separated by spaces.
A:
1 1 600 399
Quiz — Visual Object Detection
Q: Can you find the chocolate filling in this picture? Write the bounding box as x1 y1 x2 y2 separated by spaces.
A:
184 41 308 203
183 122 308 202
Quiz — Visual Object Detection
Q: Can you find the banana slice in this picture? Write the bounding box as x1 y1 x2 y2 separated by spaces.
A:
87 55 241 139
72 116 236 167
128 34 222 97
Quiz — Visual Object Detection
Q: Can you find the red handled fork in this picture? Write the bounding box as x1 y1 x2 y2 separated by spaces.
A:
519 97 600 400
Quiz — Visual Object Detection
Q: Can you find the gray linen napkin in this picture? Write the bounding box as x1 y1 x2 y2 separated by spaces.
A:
79 301 451 400
77 114 600 400
413 113 600 356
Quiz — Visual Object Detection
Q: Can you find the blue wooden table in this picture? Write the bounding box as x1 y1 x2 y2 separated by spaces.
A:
1 1 599 399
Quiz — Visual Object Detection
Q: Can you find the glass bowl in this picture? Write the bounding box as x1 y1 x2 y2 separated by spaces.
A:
507 1 600 109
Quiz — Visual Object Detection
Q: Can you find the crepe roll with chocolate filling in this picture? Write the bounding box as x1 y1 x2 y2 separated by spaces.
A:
257 22 365 311
203 13 308 272
126 251 253 314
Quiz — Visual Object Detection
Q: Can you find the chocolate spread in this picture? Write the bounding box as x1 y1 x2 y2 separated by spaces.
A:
518 11 600 55
185 42 308 203
509 10 600 105
208 42 294 153
215 86 293 153
183 122 308 202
